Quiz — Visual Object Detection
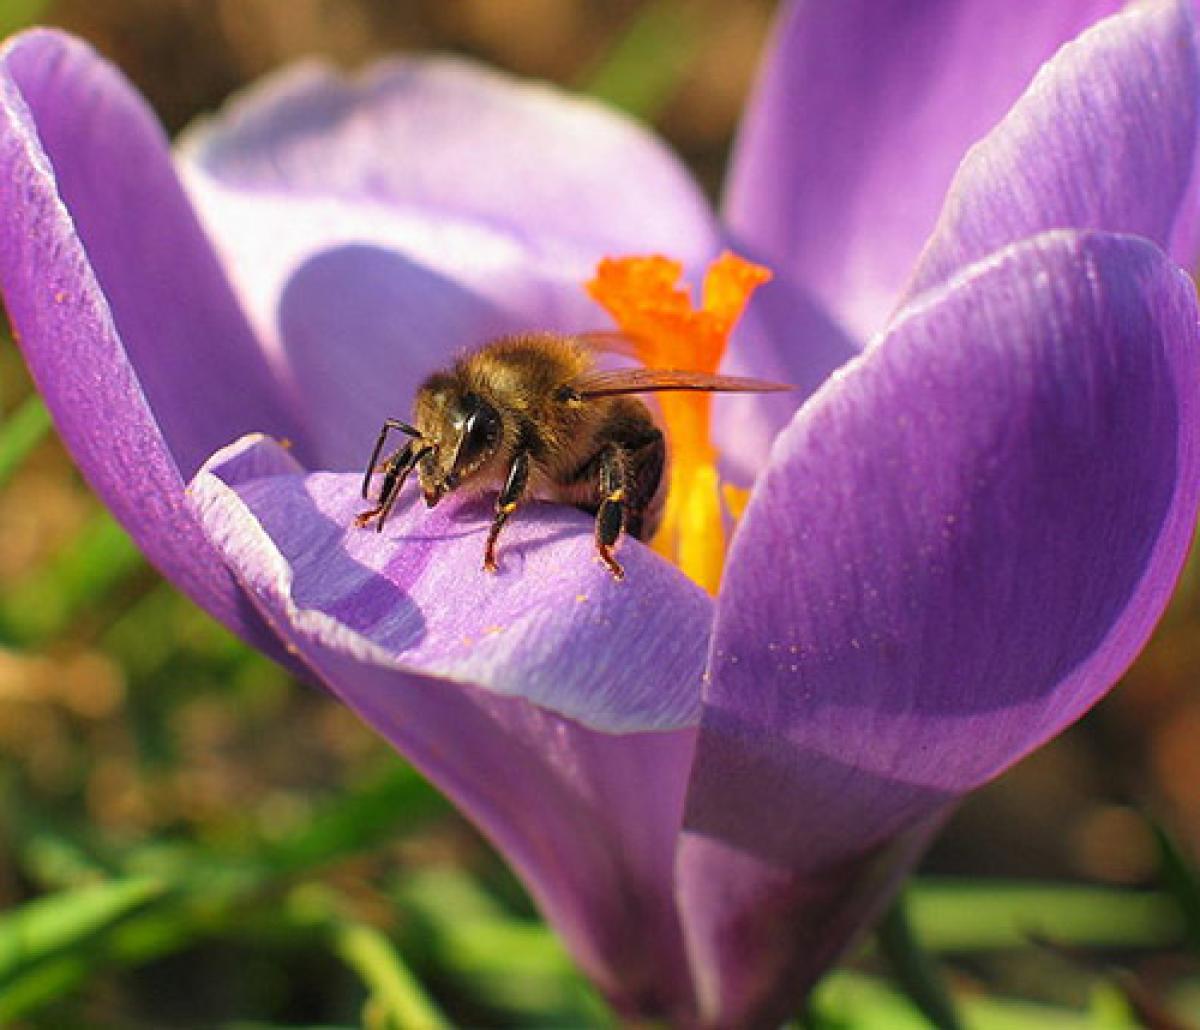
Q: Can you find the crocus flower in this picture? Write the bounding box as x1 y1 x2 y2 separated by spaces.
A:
3 0 1200 1025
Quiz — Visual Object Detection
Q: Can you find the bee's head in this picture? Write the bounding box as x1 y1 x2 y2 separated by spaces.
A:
413 379 503 506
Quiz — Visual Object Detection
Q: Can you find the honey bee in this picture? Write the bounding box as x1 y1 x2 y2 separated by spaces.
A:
355 332 789 579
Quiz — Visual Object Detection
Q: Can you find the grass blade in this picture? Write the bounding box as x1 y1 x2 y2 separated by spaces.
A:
877 890 962 1030
335 921 450 1030
0 394 51 490
1149 818 1200 956
0 0 50 40
0 877 167 986
577 0 703 119
907 879 1182 951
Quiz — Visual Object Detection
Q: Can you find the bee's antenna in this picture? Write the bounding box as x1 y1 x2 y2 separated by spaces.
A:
362 418 423 500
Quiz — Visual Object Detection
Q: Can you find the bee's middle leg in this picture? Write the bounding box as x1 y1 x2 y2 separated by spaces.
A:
594 444 629 581
483 450 530 573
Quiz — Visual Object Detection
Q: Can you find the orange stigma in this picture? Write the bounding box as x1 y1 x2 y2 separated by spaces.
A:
586 252 771 594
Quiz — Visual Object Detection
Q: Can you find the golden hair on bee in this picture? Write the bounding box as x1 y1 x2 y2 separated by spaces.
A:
355 332 789 579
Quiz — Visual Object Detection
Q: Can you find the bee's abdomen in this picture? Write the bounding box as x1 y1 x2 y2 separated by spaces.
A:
623 431 666 541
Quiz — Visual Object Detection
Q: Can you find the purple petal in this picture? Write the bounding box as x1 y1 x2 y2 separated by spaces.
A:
178 166 636 426
715 262 858 482
189 435 708 732
679 230 1200 1026
0 30 299 653
180 56 719 261
263 227 622 471
187 433 710 1017
906 0 1200 305
725 0 1128 341
274 240 532 470
679 816 943 1029
176 58 724 469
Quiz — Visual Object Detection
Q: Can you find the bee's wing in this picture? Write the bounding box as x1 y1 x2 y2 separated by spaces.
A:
568 367 793 399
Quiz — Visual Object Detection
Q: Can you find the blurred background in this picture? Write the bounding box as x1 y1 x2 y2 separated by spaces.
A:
1 1 1198 1026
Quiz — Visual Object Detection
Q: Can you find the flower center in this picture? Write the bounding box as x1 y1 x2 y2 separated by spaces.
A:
586 252 771 594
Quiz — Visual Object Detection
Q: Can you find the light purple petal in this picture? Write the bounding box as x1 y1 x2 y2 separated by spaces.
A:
180 55 719 262
175 57 727 470
179 157 616 414
678 230 1200 1026
725 0 1128 341
715 261 858 482
273 239 527 470
189 434 708 732
187 434 710 1017
178 155 634 394
906 0 1200 305
0 30 298 654
264 226 627 471
276 232 858 487
277 231 857 477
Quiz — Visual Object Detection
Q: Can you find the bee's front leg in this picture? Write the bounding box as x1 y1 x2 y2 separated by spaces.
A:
355 439 416 531
594 444 629 581
483 451 530 573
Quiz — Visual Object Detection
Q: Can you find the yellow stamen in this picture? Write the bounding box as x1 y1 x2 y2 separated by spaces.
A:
586 252 772 594
721 482 752 522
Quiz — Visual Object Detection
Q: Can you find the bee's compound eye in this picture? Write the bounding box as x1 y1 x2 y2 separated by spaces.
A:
454 395 501 475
